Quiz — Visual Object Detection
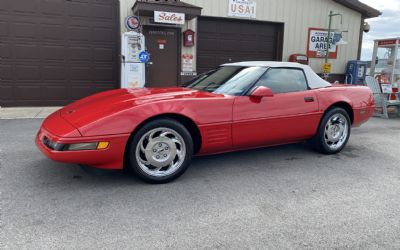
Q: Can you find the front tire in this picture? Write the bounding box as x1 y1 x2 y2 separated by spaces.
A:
127 118 194 184
310 107 351 154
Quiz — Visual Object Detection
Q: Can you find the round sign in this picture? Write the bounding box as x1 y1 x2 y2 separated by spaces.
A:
139 51 150 63
125 16 141 31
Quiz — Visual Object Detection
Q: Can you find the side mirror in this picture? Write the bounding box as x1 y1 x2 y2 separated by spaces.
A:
250 86 274 98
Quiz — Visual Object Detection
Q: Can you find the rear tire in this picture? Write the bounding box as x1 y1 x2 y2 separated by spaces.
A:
310 107 351 154
126 118 194 184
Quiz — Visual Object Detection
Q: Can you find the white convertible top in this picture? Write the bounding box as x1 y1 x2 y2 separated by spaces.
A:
222 61 331 89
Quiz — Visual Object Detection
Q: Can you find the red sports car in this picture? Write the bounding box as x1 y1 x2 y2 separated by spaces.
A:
36 62 374 183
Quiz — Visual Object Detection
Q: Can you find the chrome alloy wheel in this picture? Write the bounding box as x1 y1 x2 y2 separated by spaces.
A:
324 113 348 150
135 127 186 177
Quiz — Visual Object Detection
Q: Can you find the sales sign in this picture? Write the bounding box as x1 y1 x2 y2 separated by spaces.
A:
228 0 256 19
154 11 185 25
307 28 338 59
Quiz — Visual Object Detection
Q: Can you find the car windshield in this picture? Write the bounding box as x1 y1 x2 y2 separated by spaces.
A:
187 66 267 95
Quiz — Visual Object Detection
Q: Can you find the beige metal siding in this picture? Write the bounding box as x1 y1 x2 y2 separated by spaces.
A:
120 0 362 74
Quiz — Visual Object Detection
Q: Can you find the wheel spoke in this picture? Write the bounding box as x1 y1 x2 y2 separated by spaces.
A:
176 149 184 159
171 138 181 146
338 123 345 134
147 130 158 143
138 156 150 165
160 131 172 138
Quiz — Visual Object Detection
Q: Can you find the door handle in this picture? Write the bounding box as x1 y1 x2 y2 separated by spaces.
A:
304 97 314 102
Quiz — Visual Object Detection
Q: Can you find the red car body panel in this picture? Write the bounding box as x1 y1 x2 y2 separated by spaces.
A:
232 89 321 148
36 84 374 170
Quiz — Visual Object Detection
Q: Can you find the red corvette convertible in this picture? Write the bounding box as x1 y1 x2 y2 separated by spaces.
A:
36 62 374 183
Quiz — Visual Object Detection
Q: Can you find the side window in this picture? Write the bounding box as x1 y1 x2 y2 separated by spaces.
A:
255 68 308 94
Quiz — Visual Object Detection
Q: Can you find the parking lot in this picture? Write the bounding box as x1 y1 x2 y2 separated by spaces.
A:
1 117 400 249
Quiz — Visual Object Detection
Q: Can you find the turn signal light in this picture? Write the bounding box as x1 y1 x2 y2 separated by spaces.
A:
97 142 109 150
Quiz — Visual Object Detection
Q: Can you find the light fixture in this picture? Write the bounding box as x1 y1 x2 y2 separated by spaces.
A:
336 36 347 45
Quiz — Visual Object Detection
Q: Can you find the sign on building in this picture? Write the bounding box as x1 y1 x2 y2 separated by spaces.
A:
154 11 185 25
307 28 338 59
323 62 332 73
228 0 256 19
182 54 194 73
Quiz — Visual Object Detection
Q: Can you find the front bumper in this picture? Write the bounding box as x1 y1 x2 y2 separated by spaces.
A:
36 126 130 169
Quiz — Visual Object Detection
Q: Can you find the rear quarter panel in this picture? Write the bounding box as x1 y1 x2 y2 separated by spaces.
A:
316 85 374 127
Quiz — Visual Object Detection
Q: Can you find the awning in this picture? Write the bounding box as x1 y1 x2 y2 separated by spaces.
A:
132 0 202 20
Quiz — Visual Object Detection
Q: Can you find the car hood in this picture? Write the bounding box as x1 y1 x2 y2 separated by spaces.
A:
59 87 224 128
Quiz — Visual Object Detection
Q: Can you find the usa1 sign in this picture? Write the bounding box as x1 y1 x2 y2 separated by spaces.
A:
307 28 338 59
154 11 185 25
228 0 256 19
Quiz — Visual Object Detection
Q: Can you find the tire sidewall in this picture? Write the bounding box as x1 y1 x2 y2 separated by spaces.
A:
318 108 351 154
127 118 194 184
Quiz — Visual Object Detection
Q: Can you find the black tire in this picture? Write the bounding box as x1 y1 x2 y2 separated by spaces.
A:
310 107 351 154
126 118 194 184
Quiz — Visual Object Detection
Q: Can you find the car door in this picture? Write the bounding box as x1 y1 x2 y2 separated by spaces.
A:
232 67 321 149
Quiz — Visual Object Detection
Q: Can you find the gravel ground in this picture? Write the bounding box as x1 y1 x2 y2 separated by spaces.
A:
1 117 400 249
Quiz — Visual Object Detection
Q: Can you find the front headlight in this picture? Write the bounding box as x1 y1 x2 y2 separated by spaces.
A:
43 136 66 151
66 143 99 151
43 137 109 151
66 142 109 151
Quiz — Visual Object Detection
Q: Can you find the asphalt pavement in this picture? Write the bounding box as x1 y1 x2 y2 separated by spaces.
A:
1 117 400 249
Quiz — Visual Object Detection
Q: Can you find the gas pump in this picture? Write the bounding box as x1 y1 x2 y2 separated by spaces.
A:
370 38 400 100
345 60 367 84
121 31 146 88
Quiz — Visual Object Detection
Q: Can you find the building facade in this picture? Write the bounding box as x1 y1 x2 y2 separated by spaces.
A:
0 0 379 106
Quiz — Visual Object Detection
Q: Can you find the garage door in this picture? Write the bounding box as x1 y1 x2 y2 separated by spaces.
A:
197 17 283 73
0 0 119 106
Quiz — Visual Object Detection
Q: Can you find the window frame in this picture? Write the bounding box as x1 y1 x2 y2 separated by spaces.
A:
244 67 310 96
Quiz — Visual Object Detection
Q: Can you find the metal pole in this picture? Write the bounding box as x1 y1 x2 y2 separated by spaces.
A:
325 11 333 63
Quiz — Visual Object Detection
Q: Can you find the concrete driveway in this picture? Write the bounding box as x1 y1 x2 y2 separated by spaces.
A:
1 117 400 249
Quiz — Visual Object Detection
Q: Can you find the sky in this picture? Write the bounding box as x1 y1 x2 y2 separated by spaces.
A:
359 0 400 60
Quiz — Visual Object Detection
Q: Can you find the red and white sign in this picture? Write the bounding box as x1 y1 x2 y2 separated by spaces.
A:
307 28 338 59
125 16 141 31
154 11 185 25
378 39 399 46
182 54 194 72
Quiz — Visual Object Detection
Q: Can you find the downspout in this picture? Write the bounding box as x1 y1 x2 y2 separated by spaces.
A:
357 16 365 60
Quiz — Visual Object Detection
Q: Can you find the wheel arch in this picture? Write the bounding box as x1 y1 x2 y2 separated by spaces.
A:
326 101 354 124
125 113 202 158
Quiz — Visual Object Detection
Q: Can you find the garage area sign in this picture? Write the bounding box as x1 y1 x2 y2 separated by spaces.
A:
307 28 338 59
228 0 256 19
